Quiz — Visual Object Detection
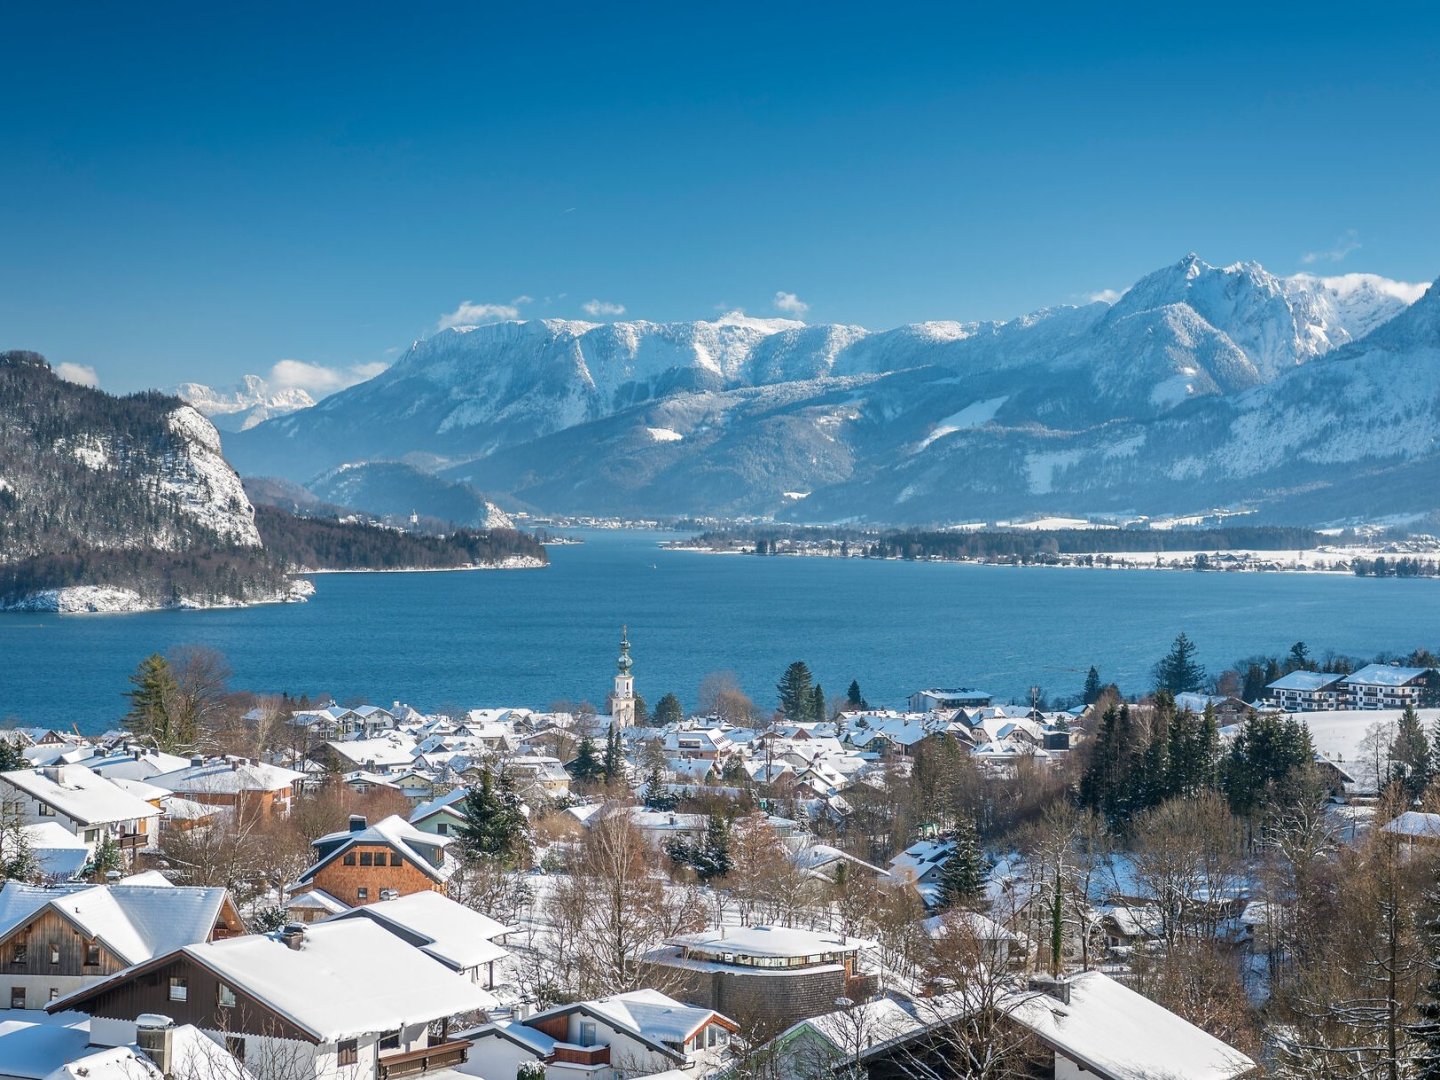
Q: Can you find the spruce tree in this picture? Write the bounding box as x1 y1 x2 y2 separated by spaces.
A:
601 724 622 785
458 769 529 868
125 653 181 750
0 737 23 772
643 764 677 811
570 734 601 782
1153 632 1207 694
810 684 827 723
777 661 815 723
938 819 990 909
1392 704 1431 800
846 680 868 710
1082 667 1103 705
654 693 684 726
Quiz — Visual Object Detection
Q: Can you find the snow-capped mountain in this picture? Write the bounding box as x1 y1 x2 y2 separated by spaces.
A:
225 256 1434 524
308 462 515 529
176 374 315 432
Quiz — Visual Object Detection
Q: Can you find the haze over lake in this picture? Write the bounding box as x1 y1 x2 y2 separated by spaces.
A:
5 529 1439 732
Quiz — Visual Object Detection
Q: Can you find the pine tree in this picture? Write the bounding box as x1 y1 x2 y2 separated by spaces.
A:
654 693 684 726
1392 704 1431 800
458 769 529 868
570 734 601 782
0 737 23 772
1082 666 1102 705
1241 663 1267 703
938 819 990 909
809 684 827 723
601 724 622 785
125 653 182 750
777 661 815 723
1287 641 1313 673
643 764 677 811
633 695 650 726
1153 633 1207 694
846 680 868 710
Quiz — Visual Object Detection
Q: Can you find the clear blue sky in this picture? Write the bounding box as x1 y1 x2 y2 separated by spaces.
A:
3 2 1437 394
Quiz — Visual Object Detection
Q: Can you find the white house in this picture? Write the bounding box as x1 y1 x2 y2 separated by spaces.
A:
1 766 160 859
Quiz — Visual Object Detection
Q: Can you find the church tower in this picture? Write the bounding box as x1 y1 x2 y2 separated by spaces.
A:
608 626 636 728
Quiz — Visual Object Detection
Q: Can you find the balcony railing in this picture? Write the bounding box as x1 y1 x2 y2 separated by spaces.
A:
377 1039 470 1079
116 832 148 850
551 1043 611 1066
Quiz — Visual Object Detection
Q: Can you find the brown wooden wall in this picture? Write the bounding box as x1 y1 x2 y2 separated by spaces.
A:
0 909 123 979
77 954 314 1043
310 845 444 906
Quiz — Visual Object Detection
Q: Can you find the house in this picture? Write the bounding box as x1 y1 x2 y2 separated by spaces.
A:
0 881 243 1010
1264 671 1348 712
462 989 735 1080
49 919 493 1080
19 822 90 883
290 814 457 907
1343 663 1437 710
908 688 993 712
1007 971 1257 1079
1173 693 1251 723
409 788 470 838
0 1013 253 1080
1381 810 1440 855
146 756 305 819
1 766 160 860
921 910 1023 968
321 736 418 777
887 839 957 908
326 891 512 990
643 925 877 1032
788 841 890 885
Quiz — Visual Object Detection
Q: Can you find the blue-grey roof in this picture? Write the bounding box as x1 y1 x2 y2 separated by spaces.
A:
1266 671 1345 692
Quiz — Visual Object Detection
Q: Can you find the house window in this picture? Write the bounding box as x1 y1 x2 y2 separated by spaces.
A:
225 1035 245 1062
357 888 368 901
343 852 356 866
10 987 24 1009
11 942 26 964
48 988 59 1002
359 852 373 867
379 1030 400 1050
389 853 401 866
436 823 448 835
168 976 188 1002
49 944 59 965
84 942 101 966
579 1021 597 1045
37 803 54 817
337 1039 358 1066
218 983 237 1008
84 829 98 843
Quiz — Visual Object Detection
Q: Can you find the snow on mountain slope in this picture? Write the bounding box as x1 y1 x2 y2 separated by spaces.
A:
176 375 315 432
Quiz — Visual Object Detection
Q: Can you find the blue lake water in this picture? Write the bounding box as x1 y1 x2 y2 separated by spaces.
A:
3 529 1439 732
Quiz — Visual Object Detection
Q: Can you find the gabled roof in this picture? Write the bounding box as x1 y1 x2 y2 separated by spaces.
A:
51 919 492 1043
1382 810 1440 840
328 890 511 972
0 882 231 966
1266 670 1346 692
1344 663 1435 687
1 766 162 827
299 814 455 885
527 988 732 1059
147 757 304 795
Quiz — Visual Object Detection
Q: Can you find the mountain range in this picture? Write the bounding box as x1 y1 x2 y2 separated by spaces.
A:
216 256 1438 526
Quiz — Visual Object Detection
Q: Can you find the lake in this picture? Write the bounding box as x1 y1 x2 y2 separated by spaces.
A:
3 529 1439 732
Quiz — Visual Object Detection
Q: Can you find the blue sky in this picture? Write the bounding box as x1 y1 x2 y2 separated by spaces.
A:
2 2 1437 395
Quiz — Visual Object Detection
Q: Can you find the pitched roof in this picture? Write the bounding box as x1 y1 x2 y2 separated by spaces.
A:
147 757 304 795
299 814 456 885
0 882 229 966
1344 663 1435 687
1266 671 1346 692
1 766 162 827
329 891 511 972
52 919 493 1043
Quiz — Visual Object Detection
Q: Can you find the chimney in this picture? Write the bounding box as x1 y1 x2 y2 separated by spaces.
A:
105 870 121 882
40 766 62 784
281 923 306 950
348 814 367 833
190 755 204 768
1029 973 1071 1005
135 1014 175 1073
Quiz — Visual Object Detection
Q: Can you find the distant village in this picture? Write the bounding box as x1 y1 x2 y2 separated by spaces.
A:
1 631 1439 1079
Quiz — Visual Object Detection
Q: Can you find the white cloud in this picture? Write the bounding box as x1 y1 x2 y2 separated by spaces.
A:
267 359 388 397
1087 288 1124 304
1301 229 1361 265
773 291 809 316
55 362 99 387
436 299 524 330
582 298 626 317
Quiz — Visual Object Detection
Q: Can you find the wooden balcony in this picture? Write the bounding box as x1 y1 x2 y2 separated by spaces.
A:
551 1043 611 1066
116 832 148 851
377 1038 471 1079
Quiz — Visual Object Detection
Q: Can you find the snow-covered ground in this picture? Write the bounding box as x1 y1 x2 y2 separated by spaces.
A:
0 578 314 614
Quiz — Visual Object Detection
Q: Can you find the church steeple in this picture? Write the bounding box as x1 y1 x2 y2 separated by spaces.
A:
608 625 636 728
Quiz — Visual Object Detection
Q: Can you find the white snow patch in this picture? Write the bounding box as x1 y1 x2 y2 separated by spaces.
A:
646 427 684 443
70 441 112 471
1024 451 1084 495
917 396 1009 450
782 491 810 500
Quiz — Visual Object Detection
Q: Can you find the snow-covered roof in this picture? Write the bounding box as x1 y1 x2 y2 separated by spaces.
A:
1007 971 1255 1079
326 737 418 769
147 757 304 795
1381 810 1440 840
0 1015 90 1080
0 882 231 967
668 924 873 959
300 814 455 885
1344 662 1434 687
408 786 468 825
19 822 89 881
1 766 161 827
54 919 493 1043
284 889 350 915
329 891 511 973
69 748 193 780
1265 670 1345 692
779 997 924 1059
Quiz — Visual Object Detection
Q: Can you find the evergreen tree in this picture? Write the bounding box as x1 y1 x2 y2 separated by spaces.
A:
777 661 815 723
0 737 24 772
1411 885 1440 1080
938 819 990 909
0 791 36 881
601 725 623 785
1082 666 1103 705
457 768 530 868
1241 663 1267 703
125 653 183 750
809 684 827 723
642 763 677 811
667 813 732 882
1391 704 1431 800
653 693 684 726
1287 641 1313 673
1153 632 1207 694
633 695 650 726
85 838 122 882
569 734 601 782
846 680 868 711
1222 712 1316 819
